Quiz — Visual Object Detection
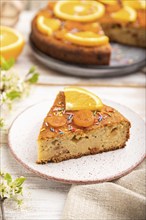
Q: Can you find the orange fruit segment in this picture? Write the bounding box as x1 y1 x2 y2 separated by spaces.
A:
46 115 67 128
37 16 61 35
64 31 109 47
54 0 105 22
111 6 137 22
0 26 24 61
73 110 94 127
64 87 103 111
123 0 146 10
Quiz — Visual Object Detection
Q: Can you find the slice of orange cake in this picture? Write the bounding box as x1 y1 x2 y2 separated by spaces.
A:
37 87 130 163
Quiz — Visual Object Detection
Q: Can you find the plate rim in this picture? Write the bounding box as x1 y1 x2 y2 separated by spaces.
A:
8 100 146 184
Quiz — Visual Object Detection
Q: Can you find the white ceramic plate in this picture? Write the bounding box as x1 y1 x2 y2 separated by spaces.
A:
8 99 146 184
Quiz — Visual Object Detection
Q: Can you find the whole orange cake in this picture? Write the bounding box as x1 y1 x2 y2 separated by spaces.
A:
37 87 131 163
30 0 146 65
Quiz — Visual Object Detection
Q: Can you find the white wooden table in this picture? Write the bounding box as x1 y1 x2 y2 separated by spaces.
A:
0 11 145 220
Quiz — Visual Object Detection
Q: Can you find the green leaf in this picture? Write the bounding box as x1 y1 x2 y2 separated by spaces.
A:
6 91 21 100
0 56 15 71
4 173 12 184
0 118 4 128
0 184 7 198
27 73 39 84
17 199 23 206
12 177 26 187
15 186 23 194
0 184 6 192
28 66 36 74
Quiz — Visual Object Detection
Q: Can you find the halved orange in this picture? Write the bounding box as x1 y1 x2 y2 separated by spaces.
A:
64 87 103 111
64 31 109 47
0 26 24 60
54 0 105 22
111 6 137 22
37 16 61 35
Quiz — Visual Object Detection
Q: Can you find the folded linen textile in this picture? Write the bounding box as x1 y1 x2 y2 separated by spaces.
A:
62 159 146 220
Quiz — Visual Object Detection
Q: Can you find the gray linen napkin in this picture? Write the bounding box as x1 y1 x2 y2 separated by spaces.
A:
62 159 146 220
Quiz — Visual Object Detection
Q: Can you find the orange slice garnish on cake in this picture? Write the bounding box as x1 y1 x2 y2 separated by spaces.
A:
46 115 67 128
54 0 105 22
0 26 24 61
111 6 137 22
64 87 103 111
73 110 94 127
98 0 117 5
123 0 146 10
99 0 121 13
64 31 109 47
37 16 61 35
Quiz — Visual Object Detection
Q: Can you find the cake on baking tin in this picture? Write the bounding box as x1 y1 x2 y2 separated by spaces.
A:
30 0 146 65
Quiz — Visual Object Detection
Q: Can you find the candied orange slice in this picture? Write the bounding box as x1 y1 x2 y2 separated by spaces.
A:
37 10 52 18
54 29 67 40
37 16 61 35
123 0 146 10
0 26 24 61
73 110 94 127
46 116 67 128
64 31 109 46
64 87 103 111
137 11 146 27
64 21 102 33
111 6 137 22
54 0 105 22
47 2 56 10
